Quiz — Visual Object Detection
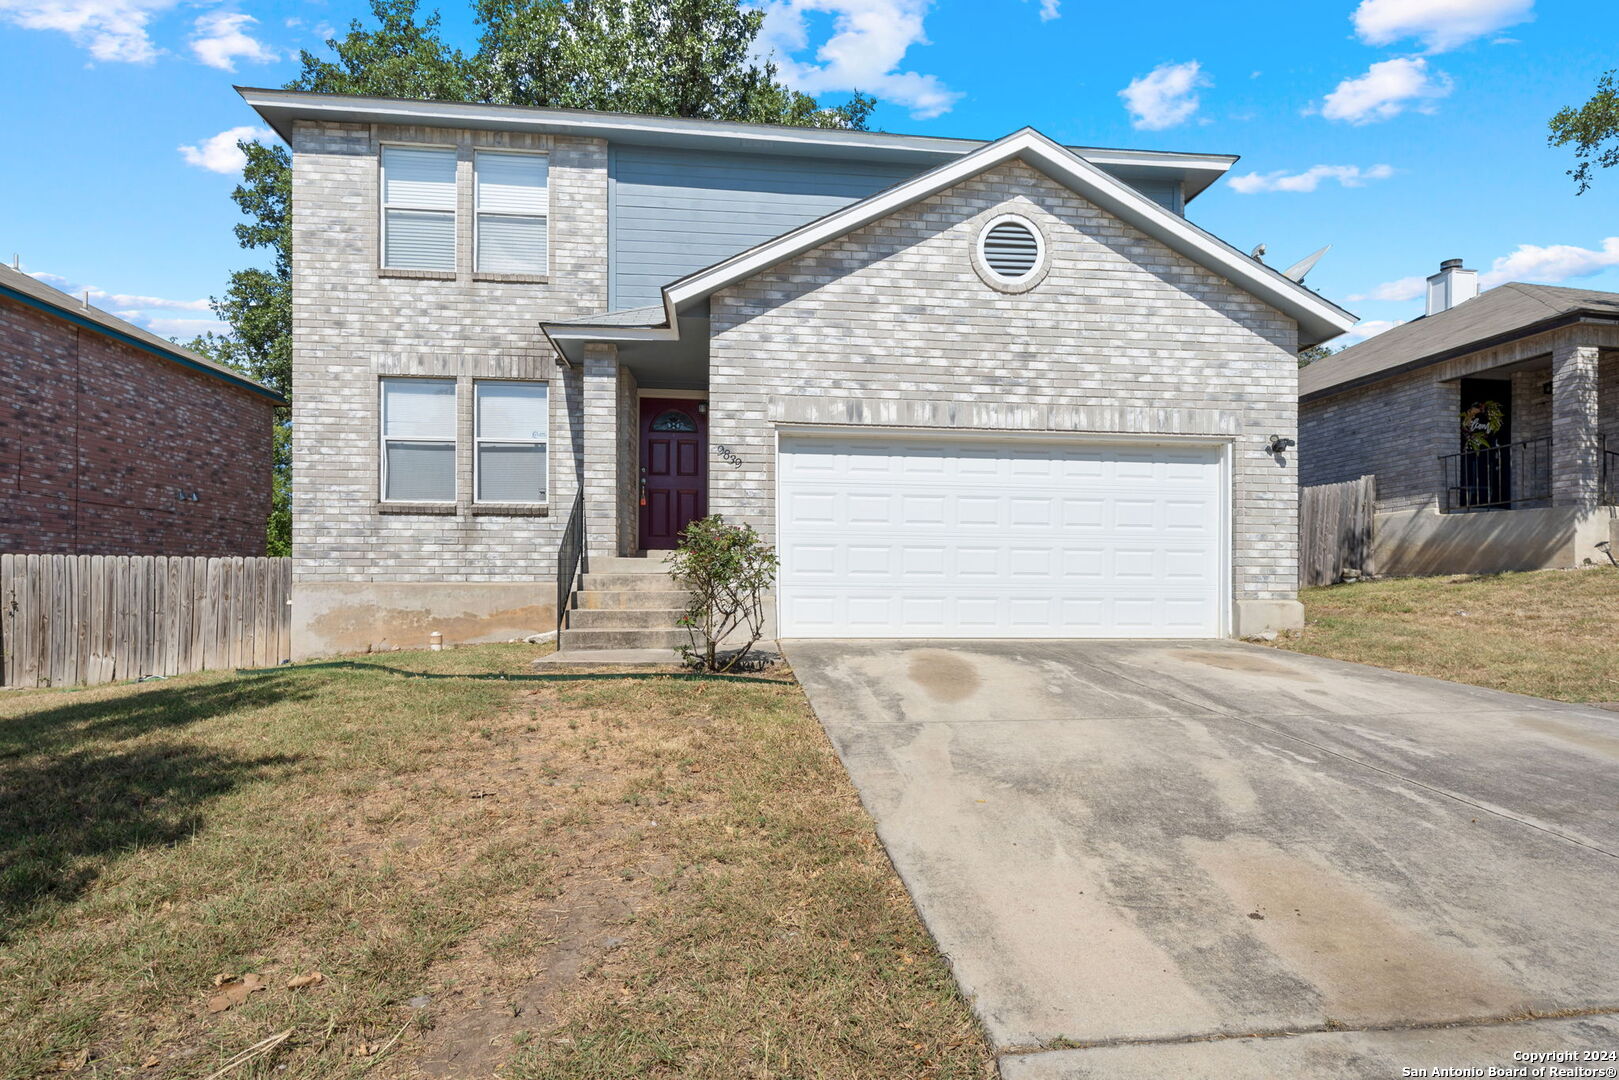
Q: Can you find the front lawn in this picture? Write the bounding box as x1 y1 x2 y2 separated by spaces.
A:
0 647 987 1078
1274 567 1619 703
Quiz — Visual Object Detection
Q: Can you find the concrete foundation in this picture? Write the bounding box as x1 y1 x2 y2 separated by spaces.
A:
1374 505 1619 577
292 582 555 660
1233 598 1304 637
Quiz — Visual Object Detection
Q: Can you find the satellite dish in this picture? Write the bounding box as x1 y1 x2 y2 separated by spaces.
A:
1283 245 1331 283
1249 243 1267 262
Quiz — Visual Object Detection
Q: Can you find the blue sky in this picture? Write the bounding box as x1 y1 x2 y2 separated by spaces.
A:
0 0 1615 346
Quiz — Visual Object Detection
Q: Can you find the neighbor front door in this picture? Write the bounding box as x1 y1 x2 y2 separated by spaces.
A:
1459 378 1513 508
639 398 707 549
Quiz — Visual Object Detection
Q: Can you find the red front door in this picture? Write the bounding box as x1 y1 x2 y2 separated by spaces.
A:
639 398 707 550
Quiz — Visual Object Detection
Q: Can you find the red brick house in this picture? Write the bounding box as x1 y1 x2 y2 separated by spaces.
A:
0 263 283 556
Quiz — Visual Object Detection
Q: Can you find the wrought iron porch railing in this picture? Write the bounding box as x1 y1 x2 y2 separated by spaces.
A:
1604 439 1619 507
556 488 584 635
1439 436 1552 512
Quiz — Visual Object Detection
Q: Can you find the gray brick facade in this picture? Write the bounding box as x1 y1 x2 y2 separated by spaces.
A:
706 161 1303 613
1300 326 1619 514
289 119 606 655
292 123 1323 652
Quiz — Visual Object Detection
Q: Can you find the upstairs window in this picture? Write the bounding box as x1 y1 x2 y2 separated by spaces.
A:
381 146 457 271
475 151 548 274
381 378 456 502
475 381 548 503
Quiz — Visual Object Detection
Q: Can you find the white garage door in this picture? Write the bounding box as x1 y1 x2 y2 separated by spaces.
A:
777 434 1226 638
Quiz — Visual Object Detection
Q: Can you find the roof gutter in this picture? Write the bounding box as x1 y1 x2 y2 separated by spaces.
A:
0 283 286 405
1300 311 1619 404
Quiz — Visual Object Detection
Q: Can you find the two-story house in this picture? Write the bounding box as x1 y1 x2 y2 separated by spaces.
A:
242 87 1355 659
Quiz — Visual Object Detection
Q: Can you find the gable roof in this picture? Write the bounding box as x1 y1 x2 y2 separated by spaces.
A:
238 87 1238 202
548 127 1356 350
1300 283 1619 402
0 264 284 404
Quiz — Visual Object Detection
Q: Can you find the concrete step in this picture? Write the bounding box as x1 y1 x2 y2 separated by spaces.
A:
581 572 690 592
589 554 679 575
559 627 689 651
573 588 692 610
567 607 687 630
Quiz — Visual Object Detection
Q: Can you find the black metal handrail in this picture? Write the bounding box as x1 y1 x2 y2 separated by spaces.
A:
1604 438 1619 506
556 488 584 635
1439 436 1551 511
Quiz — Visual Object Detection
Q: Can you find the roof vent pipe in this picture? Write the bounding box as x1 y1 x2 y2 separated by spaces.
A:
1426 258 1478 317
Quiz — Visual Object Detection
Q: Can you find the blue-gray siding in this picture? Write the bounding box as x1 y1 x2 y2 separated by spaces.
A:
609 146 919 309
608 144 1186 309
1120 176 1184 217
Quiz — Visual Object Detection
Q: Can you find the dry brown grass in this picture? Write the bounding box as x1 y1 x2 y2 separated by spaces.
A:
1272 566 1619 702
0 646 988 1079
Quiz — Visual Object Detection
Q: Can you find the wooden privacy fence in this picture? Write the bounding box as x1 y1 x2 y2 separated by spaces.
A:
1 555 291 689
1299 475 1376 588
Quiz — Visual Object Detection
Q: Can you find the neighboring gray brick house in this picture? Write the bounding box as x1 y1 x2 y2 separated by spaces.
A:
245 89 1354 657
1300 263 1619 576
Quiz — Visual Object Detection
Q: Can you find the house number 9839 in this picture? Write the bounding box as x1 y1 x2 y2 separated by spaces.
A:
714 445 743 468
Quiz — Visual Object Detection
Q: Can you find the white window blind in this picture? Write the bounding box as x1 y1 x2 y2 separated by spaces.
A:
382 146 456 271
475 152 548 274
475 381 547 503
382 378 456 502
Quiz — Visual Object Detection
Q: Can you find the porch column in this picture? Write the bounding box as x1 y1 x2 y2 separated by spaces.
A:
582 343 623 557
1551 339 1602 509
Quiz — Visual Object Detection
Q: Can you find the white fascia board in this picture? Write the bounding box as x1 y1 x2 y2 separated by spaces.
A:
664 127 1355 344
539 321 680 367
544 325 676 344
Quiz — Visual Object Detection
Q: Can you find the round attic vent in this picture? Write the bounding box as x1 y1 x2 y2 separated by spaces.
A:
976 213 1046 289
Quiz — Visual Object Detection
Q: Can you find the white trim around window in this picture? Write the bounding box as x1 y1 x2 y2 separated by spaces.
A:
473 379 549 504
379 377 457 503
473 149 549 276
380 144 458 272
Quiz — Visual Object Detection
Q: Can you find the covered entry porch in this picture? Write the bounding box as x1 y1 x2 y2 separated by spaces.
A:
1375 323 1619 576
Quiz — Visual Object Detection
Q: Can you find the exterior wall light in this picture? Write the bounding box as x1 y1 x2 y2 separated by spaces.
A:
1265 435 1295 454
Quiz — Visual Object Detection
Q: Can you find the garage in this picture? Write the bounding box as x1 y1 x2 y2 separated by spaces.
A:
776 433 1227 638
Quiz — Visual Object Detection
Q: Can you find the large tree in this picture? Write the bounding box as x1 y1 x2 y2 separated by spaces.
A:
1549 68 1619 193
197 0 873 555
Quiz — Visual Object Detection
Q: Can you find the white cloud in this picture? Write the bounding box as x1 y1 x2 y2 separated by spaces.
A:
1480 237 1619 287
1119 60 1209 131
1229 163 1395 194
1338 319 1401 344
1352 0 1533 53
1348 237 1619 305
1348 276 1427 302
178 126 276 174
0 0 180 62
1031 0 1059 20
190 11 276 70
1320 57 1452 125
756 0 960 119
29 270 211 311
143 316 228 338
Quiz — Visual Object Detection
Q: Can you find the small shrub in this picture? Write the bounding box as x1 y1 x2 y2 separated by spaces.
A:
668 516 778 673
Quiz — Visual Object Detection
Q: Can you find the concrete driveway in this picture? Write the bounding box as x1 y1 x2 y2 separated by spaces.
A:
783 639 1619 1078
